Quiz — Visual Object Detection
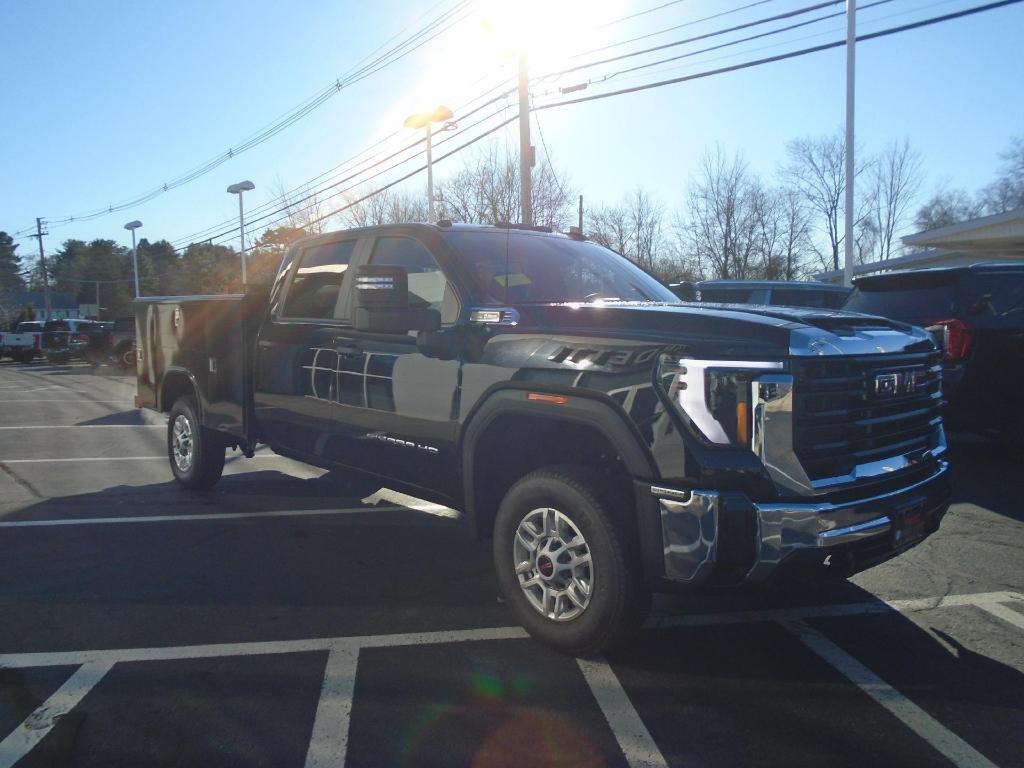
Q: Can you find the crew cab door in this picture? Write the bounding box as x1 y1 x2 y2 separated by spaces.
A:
253 236 363 459
330 233 463 499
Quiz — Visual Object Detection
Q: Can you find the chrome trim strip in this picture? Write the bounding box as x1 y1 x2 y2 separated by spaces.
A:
818 515 891 541
650 485 692 501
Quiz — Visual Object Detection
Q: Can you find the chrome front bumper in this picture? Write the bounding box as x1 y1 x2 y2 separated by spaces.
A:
655 460 950 585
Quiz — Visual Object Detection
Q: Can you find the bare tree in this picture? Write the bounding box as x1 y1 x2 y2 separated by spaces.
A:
914 187 983 233
588 204 631 255
435 143 573 228
751 183 783 278
683 146 760 279
269 176 329 234
588 189 667 275
337 187 427 228
981 135 1024 214
776 187 811 280
863 139 923 260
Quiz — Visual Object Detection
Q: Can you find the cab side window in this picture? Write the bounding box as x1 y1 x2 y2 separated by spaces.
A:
369 237 459 324
282 240 356 320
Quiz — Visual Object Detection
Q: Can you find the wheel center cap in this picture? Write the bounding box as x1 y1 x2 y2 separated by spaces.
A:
537 555 554 577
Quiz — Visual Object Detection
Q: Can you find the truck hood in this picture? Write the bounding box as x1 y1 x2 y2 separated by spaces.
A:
512 301 935 358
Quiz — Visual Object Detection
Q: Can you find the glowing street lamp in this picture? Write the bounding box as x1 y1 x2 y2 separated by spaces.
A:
227 180 255 287
404 106 454 222
124 220 143 298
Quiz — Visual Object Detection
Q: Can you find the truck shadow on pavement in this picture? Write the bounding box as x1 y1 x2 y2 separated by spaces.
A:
946 435 1024 522
3 469 1023 767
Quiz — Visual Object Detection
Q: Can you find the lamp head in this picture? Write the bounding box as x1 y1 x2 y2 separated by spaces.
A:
124 221 142 231
227 180 255 194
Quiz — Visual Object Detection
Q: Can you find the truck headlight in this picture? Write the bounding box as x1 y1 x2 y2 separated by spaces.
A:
658 356 785 446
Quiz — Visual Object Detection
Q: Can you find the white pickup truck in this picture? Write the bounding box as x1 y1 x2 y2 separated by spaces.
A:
0 321 44 363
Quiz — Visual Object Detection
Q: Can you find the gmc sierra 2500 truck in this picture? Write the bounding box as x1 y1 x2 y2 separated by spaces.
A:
135 223 950 654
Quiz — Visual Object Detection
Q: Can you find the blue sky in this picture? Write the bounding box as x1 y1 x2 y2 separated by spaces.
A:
1 0 1022 256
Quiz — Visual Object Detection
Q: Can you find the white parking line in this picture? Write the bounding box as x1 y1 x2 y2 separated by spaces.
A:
0 506 405 528
0 593 1019 767
0 660 114 768
0 425 164 430
0 399 133 403
303 647 359 768
0 455 283 464
974 599 1024 631
781 618 1000 768
578 656 669 768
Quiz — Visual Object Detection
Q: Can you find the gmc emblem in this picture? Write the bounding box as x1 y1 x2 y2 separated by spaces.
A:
873 370 925 397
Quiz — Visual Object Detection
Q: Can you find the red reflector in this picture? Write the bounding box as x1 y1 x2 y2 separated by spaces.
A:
926 318 971 362
527 392 569 405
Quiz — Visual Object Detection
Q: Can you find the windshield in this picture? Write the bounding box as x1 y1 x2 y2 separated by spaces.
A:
443 230 677 304
844 280 958 322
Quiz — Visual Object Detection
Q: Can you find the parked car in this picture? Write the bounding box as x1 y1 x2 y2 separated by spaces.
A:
684 279 851 309
844 262 1024 444
41 318 106 363
135 223 950 654
93 317 137 368
0 321 44 363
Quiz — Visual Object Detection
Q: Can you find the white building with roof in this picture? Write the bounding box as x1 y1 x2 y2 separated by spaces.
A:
816 208 1024 283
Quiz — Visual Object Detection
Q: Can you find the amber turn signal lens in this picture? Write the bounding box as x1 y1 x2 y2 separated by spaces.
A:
527 392 569 405
735 401 750 445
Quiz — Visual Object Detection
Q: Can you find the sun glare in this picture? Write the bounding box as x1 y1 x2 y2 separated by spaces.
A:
368 0 628 149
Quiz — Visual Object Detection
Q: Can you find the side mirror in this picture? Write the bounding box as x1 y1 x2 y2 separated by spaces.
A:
353 265 440 333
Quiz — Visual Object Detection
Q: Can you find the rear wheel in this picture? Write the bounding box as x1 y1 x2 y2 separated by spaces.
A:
493 467 650 655
168 396 225 489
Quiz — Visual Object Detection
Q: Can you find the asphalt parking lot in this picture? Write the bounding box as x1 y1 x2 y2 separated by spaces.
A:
0 362 1021 768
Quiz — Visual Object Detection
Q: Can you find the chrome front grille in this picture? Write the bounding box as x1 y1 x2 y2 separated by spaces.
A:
791 352 943 482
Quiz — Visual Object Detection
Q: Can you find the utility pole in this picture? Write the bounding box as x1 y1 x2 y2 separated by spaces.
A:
30 218 53 320
578 195 584 231
95 280 100 319
843 0 856 287
518 55 533 227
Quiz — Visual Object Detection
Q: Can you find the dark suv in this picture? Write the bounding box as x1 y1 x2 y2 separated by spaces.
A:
844 263 1024 442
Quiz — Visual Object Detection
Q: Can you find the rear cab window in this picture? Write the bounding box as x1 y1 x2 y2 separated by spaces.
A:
845 273 959 324
282 240 356 320
368 236 455 323
700 288 754 304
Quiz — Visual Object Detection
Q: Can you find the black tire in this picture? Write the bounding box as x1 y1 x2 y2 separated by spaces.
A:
493 467 651 655
168 396 225 490
15 351 33 364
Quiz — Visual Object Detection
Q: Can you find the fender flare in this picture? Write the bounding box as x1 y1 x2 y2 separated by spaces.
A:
159 366 204 422
459 385 658 532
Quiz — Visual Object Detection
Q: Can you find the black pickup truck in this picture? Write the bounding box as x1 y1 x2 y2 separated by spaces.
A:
135 223 950 653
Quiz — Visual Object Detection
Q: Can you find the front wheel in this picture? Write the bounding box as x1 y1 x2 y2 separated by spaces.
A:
168 397 225 489
493 468 650 655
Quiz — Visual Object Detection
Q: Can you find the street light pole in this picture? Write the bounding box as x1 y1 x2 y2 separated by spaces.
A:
518 55 533 227
404 106 454 223
124 220 142 299
843 0 856 287
227 181 255 288
426 123 435 222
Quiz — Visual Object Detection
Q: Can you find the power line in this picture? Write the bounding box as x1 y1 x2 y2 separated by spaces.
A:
595 0 894 84
536 0 1023 111
581 0 776 56
169 76 516 248
223 101 520 247
37 0 475 228
601 0 690 27
548 0 843 80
